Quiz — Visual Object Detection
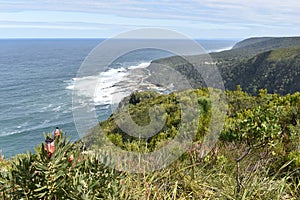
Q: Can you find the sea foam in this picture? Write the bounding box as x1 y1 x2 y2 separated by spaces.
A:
66 62 159 107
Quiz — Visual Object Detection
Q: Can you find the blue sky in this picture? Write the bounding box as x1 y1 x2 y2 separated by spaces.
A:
0 0 299 39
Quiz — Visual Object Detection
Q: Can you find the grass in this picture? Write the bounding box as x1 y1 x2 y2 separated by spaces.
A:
1 133 300 199
111 154 299 199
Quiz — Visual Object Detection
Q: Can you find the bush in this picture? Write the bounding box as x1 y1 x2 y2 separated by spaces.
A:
0 132 122 199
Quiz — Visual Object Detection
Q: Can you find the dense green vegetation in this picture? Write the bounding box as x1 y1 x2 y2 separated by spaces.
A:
152 37 300 95
1 36 300 199
219 46 300 94
232 37 300 51
0 133 122 199
212 36 300 59
2 88 300 199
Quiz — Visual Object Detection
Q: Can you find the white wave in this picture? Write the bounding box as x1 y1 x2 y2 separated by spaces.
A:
52 106 62 112
65 62 150 108
208 46 233 53
65 75 99 91
40 104 53 111
0 122 49 137
16 121 29 129
0 120 73 137
67 62 166 109
0 129 23 137
66 85 74 90
94 63 152 106
62 109 71 114
72 75 100 82
41 119 50 125
128 62 150 70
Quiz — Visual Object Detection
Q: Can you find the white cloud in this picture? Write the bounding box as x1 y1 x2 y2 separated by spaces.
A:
1 0 299 25
0 0 299 38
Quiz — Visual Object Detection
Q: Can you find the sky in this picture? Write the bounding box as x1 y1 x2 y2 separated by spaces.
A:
0 0 299 39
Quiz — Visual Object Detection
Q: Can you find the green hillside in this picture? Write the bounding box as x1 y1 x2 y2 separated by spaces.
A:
211 36 300 59
232 37 273 49
220 46 300 94
232 37 300 51
152 38 300 95
2 88 300 199
80 88 300 199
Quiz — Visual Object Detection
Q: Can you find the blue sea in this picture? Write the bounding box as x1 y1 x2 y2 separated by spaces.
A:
0 39 236 157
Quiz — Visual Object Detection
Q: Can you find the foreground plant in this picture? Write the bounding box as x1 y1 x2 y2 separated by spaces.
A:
0 132 122 199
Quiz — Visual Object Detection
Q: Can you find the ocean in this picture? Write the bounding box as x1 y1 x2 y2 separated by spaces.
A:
0 39 236 157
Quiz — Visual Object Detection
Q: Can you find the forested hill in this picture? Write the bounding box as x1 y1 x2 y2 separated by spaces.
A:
219 46 300 94
151 37 300 95
232 37 274 49
232 37 300 51
211 36 300 59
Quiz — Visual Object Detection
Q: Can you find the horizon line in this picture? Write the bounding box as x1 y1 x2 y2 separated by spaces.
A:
0 35 298 40
0 37 241 40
